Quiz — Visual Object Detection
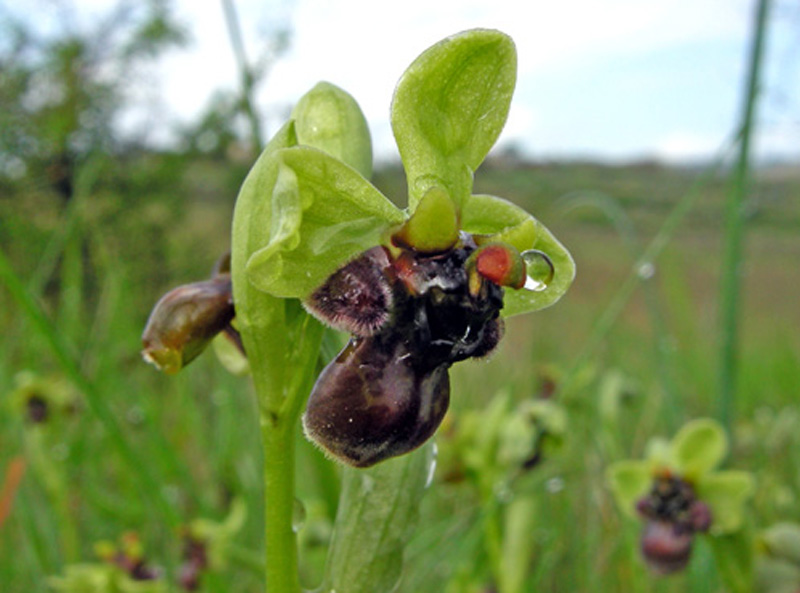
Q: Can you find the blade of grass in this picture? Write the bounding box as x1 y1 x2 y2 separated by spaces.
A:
717 0 771 434
0 249 181 528
556 142 734 399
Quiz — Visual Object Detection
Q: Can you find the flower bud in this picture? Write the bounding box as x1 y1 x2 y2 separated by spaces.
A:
142 276 234 374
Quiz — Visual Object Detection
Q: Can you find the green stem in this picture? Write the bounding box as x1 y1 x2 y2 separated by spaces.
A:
717 0 770 434
261 415 302 593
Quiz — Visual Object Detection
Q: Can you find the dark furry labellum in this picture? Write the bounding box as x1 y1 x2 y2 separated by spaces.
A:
635 474 713 575
303 334 450 467
303 238 508 467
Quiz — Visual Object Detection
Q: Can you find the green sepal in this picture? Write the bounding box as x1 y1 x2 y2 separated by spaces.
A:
292 81 373 179
245 146 405 299
462 194 575 316
696 471 755 534
231 121 297 407
670 418 728 481
391 29 516 212
606 460 652 519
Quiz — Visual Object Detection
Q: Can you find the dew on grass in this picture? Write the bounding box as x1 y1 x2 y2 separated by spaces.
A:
521 250 555 292
637 261 656 280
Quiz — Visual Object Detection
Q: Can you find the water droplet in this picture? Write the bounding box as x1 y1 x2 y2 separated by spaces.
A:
521 250 554 292
292 498 306 533
126 405 145 425
637 262 655 280
546 476 564 494
425 442 438 489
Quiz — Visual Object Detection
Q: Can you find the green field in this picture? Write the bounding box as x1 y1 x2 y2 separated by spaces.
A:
2 156 799 592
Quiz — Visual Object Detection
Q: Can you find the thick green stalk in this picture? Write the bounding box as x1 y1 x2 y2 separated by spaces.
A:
261 414 301 593
717 0 770 433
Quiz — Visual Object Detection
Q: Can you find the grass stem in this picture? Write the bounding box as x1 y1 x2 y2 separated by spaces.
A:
717 0 771 435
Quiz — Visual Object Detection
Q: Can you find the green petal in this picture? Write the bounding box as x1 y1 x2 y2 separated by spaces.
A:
391 29 516 212
606 460 652 519
670 418 728 480
391 186 459 253
245 146 405 299
697 471 755 534
462 194 575 316
292 81 373 178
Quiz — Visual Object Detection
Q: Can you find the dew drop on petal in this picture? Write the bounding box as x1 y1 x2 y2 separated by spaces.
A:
292 498 306 533
521 250 555 292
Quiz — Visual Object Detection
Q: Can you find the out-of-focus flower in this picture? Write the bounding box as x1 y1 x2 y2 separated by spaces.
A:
607 418 755 574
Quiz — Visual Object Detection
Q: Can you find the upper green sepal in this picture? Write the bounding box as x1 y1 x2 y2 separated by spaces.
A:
292 81 373 178
245 146 404 299
392 29 517 212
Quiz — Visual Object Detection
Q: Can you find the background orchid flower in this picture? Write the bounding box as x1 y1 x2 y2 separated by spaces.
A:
607 418 755 575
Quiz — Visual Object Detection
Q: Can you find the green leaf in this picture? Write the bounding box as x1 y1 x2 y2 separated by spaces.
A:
292 81 373 178
708 527 755 593
697 471 755 534
391 29 517 212
499 496 538 593
321 443 434 593
245 146 405 299
606 460 652 519
670 418 728 480
462 194 575 316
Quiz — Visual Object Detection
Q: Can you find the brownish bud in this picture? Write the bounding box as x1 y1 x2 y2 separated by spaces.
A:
142 276 234 374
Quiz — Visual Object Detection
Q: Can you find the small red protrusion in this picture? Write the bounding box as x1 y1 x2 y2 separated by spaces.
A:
476 245 523 288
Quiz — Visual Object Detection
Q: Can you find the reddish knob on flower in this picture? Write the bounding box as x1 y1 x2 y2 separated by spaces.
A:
466 242 526 295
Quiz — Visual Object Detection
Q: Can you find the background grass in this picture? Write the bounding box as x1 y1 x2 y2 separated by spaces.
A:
1 154 799 592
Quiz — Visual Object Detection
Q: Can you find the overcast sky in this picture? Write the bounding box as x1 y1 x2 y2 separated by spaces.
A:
9 0 800 163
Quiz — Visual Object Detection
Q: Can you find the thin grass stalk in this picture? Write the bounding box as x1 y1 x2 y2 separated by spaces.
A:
221 0 264 152
557 143 733 398
717 0 771 434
